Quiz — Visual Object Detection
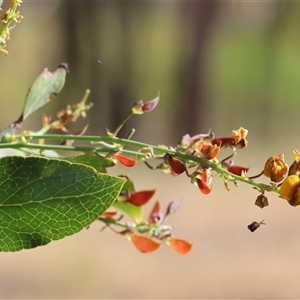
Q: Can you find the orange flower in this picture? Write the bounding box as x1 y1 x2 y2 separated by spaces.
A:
200 144 220 160
263 154 288 182
129 234 161 253
166 238 192 254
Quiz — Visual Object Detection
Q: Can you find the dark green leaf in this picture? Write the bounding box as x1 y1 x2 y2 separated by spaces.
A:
0 156 125 252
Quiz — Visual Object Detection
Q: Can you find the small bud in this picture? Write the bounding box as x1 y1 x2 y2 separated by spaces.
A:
131 100 144 114
148 201 161 223
142 96 159 113
165 201 181 217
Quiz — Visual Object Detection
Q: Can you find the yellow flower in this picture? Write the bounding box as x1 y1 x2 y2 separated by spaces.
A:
280 175 300 206
263 154 288 182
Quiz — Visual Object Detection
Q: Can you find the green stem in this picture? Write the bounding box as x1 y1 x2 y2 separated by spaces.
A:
4 133 272 192
98 217 129 228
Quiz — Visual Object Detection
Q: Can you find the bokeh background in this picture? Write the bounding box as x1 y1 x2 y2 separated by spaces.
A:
1 1 300 299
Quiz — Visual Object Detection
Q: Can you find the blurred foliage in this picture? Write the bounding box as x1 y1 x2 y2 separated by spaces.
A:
0 2 299 145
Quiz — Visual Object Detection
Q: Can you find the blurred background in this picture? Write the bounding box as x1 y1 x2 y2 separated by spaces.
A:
1 1 300 299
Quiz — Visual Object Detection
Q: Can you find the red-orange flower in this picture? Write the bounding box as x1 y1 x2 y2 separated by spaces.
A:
126 190 156 206
114 153 137 167
166 154 186 175
167 238 192 254
227 165 250 176
129 234 161 253
200 144 220 160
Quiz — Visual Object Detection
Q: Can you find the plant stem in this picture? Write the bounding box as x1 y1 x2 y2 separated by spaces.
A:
3 133 273 192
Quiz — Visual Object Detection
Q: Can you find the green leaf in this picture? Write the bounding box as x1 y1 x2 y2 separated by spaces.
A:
121 175 136 193
113 176 143 221
0 156 125 252
113 201 143 223
22 63 68 120
63 153 114 173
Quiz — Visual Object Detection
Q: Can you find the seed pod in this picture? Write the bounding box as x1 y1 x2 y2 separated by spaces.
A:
248 220 265 232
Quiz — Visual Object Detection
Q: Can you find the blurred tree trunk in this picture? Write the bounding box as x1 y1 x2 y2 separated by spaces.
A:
178 2 220 135
61 2 134 135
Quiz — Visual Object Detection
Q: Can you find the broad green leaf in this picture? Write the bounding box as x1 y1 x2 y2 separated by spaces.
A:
0 156 125 252
113 201 143 223
63 153 114 173
22 63 68 120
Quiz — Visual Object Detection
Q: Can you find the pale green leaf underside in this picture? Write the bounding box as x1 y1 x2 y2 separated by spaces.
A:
0 156 125 252
22 65 67 120
113 201 143 223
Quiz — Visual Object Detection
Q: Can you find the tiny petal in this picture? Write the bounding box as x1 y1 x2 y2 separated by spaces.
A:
166 154 186 175
148 201 161 223
114 153 137 167
196 178 211 194
126 190 156 206
227 165 250 176
211 137 236 148
293 149 300 163
142 96 159 113
167 238 192 254
165 201 181 216
200 144 220 159
101 211 118 218
130 234 161 253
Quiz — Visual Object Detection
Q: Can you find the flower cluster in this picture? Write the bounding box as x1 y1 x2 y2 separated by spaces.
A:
98 179 192 254
144 126 250 196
